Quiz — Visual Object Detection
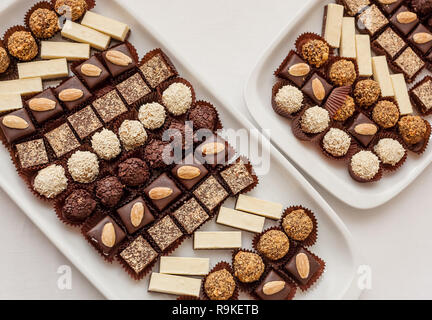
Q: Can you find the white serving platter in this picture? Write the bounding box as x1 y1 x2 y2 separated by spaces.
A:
0 0 361 299
244 0 432 209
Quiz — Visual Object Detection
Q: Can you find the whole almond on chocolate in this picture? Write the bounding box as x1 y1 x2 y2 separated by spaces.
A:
29 98 56 112
397 11 417 24
59 88 83 102
2 115 29 129
130 202 144 227
288 63 310 77
379 0 397 4
354 123 377 135
201 142 225 155
101 222 116 248
177 166 201 180
149 187 173 200
296 252 310 279
262 280 286 295
312 78 325 101
81 63 102 77
106 50 132 66
413 32 432 44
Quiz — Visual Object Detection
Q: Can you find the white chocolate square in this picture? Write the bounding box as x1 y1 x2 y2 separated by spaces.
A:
41 41 90 60
18 58 68 80
372 56 394 98
81 11 129 41
61 20 110 50
159 257 209 276
340 17 356 58
324 3 344 48
356 35 372 77
148 273 201 297
391 74 413 115
216 207 265 233
0 93 23 112
0 78 42 95
193 231 242 250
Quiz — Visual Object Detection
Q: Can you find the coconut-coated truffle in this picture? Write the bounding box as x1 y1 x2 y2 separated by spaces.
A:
350 150 380 180
275 85 304 114
354 79 381 108
91 129 121 160
55 0 88 21
95 176 124 207
322 128 351 157
282 209 313 241
33 164 68 198
398 115 428 145
300 106 330 134
7 31 38 61
204 269 236 300
233 251 265 283
257 229 290 261
67 151 99 183
374 138 405 166
138 102 166 130
118 120 148 151
62 189 96 222
0 47 10 73
118 158 150 187
162 82 192 115
29 8 59 39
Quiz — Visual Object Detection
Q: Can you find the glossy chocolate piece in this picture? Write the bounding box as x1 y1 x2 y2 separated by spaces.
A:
377 0 403 15
0 108 36 143
26 88 63 124
144 172 181 211
302 73 333 105
348 113 378 147
276 51 310 87
409 24 432 54
102 43 136 77
254 270 293 300
87 216 126 256
54 76 92 111
116 197 155 234
390 6 419 36
74 56 110 89
171 154 208 190
284 247 320 285
194 134 233 167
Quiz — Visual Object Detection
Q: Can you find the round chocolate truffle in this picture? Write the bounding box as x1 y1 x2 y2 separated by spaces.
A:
350 150 380 181
257 229 290 261
412 0 432 17
329 59 356 86
300 106 330 134
118 120 148 151
204 269 236 300
7 31 38 61
282 209 313 241
374 138 405 166
354 80 381 108
29 8 59 39
333 95 356 122
398 115 428 145
118 158 149 187
144 139 170 168
322 128 351 157
62 189 96 222
188 103 218 131
274 85 304 115
138 102 166 130
91 129 121 160
372 100 400 129
233 251 265 283
67 151 99 184
162 82 192 115
55 0 88 21
168 119 192 150
0 47 10 73
301 39 329 68
95 176 124 207
33 164 68 198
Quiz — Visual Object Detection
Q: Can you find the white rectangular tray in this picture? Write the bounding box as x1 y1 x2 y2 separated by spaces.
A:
0 0 361 299
244 0 432 209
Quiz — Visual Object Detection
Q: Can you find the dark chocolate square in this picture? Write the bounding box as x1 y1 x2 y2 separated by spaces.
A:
139 50 175 88
102 43 136 77
116 73 151 105
254 270 293 300
86 216 126 256
67 105 102 139
348 113 378 147
171 154 208 190
117 197 155 234
44 122 80 157
373 27 406 58
357 4 389 36
74 56 110 89
341 0 370 16
376 0 403 15
276 51 311 87
394 47 425 79
193 175 228 211
173 198 209 234
26 89 63 124
0 109 36 143
147 215 183 251
284 247 320 285
220 159 254 195
144 173 182 211
92 90 128 123
391 6 419 36
119 235 158 274
16 138 48 168
409 24 432 54
54 77 92 111
301 73 333 105
194 134 233 167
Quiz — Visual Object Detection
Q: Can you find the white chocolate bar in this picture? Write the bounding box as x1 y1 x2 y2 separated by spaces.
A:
159 257 209 276
372 56 394 98
148 273 201 297
81 11 129 41
193 231 242 250
355 35 372 77
41 41 90 60
216 207 265 233
324 3 344 48
0 93 23 112
391 74 413 115
61 20 110 50
340 17 356 58
18 58 69 80
0 78 42 95
235 195 283 220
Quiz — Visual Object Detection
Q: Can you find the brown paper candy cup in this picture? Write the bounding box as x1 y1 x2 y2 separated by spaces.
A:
138 48 179 89
187 100 223 133
252 226 296 264
177 296 201 301
280 205 318 247
3 25 39 62
324 85 353 119
348 149 384 183
231 248 269 292
202 261 239 301
271 80 305 119
295 32 334 69
400 118 431 155
291 107 329 142
249 267 297 300
24 1 60 40
370 131 407 172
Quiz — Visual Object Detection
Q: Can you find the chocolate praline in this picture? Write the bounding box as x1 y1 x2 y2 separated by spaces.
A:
26 88 63 124
167 119 192 150
329 59 356 86
62 189 96 222
348 113 378 147
276 51 311 86
372 100 399 129
254 270 293 300
233 251 265 283
301 39 329 68
0 47 10 73
282 209 313 241
0 108 36 143
74 56 110 89
204 269 236 300
390 6 419 36
333 96 355 122
54 77 92 111
144 139 170 168
55 0 88 21
354 79 381 108
143 172 182 211
188 103 218 131
102 43 136 77
95 176 124 207
86 216 126 256
116 197 155 234
29 8 59 39
284 248 320 285
398 115 427 145
257 229 290 261
171 154 208 190
411 0 432 17
7 31 38 61
118 158 149 187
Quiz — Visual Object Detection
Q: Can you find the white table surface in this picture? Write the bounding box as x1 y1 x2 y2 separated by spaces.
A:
1 0 431 300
